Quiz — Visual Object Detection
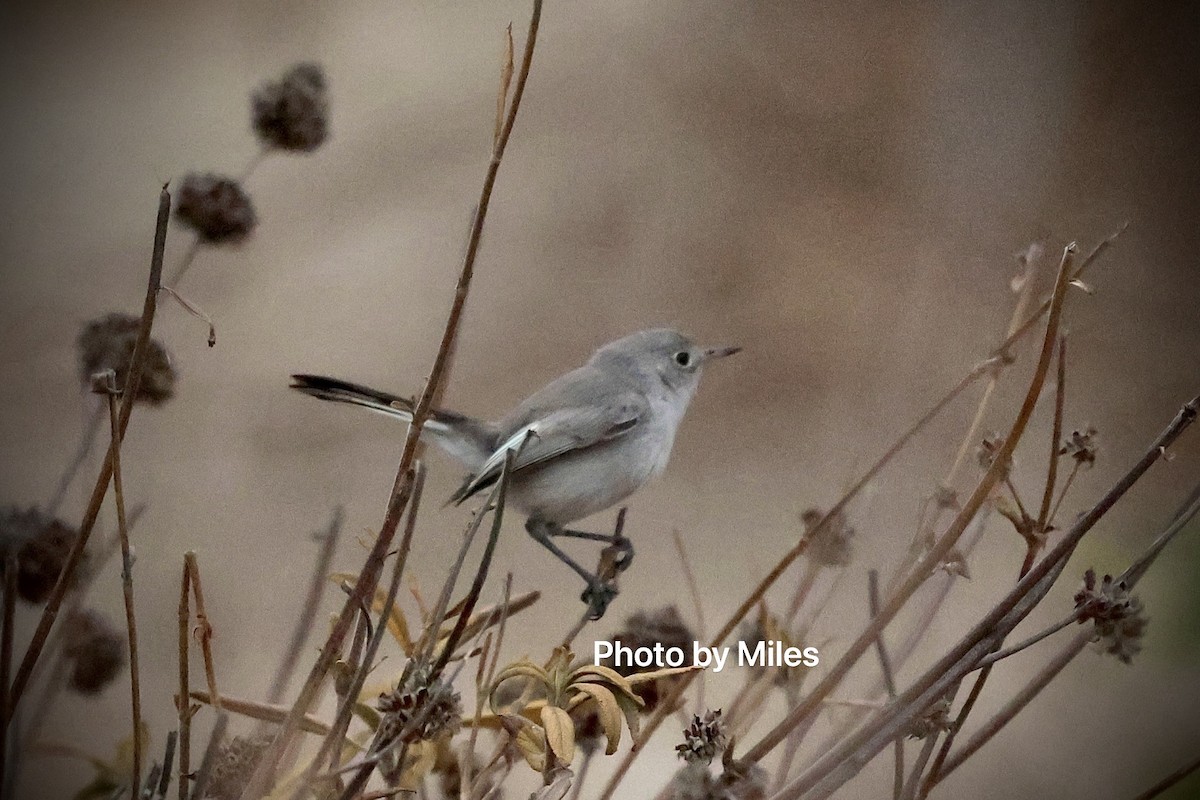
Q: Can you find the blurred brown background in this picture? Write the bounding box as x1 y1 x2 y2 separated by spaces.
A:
2 1 1199 798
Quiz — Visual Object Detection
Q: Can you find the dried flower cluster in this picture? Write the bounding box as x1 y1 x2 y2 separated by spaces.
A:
975 432 1010 476
252 63 330 153
203 733 273 800
676 709 727 765
800 507 855 567
1074 568 1147 664
77 313 176 406
1060 426 1099 466
62 608 126 694
904 696 953 740
665 760 768 800
377 663 463 746
605 605 695 710
175 173 258 245
0 506 85 604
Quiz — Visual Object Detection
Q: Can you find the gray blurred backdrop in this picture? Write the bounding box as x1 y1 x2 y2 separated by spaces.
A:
2 1 1199 798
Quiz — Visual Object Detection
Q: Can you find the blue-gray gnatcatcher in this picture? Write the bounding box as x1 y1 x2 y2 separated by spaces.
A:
291 328 739 618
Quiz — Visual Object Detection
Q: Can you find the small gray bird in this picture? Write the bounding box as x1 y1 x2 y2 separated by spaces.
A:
291 328 739 618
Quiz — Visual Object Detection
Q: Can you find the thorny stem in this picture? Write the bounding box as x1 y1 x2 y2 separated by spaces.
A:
745 244 1080 767
242 5 543 795
596 229 1123 800
105 374 143 793
10 185 171 717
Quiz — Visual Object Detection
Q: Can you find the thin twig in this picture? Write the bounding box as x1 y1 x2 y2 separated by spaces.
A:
936 481 1200 784
972 612 1081 670
243 5 543 793
1128 751 1200 800
0 552 16 800
867 570 904 800
267 507 345 706
178 557 192 800
595 231 1131 800
189 711 228 800
671 529 708 712
1036 335 1068 531
746 244 1079 768
46 401 105 517
308 467 425 783
464 574 512 799
10 185 171 717
778 394 1199 800
104 373 143 793
184 554 221 710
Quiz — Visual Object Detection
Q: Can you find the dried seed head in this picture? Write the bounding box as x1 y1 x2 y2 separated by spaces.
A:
1074 569 1148 664
1060 426 1099 467
904 696 953 740
0 506 84 604
252 62 330 152
175 173 257 244
62 608 126 694
975 432 1009 476
77 313 176 406
800 507 854 567
676 710 727 765
665 760 768 800
377 663 463 746
606 605 695 710
204 733 273 800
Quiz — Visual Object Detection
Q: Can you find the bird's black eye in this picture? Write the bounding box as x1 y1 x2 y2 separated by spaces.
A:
674 351 691 367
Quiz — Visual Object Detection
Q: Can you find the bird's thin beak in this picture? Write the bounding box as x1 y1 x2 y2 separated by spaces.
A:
703 345 742 360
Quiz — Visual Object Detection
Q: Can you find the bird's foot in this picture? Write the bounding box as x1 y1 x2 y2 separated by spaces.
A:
581 579 619 620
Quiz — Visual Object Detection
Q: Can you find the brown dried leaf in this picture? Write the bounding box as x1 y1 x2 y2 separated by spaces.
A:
541 705 576 765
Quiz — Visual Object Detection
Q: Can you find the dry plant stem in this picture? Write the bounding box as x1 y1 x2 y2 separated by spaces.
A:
464 574 512 799
46 401 105 517
0 553 16 800
595 232 1123 800
337 464 508 800
189 711 228 800
185 554 222 709
1130 751 1200 800
178 557 192 800
268 507 346 707
309 467 425 781
188 691 334 737
925 338 1067 798
972 612 1080 670
10 185 170 716
936 481 1200 785
243 7 542 795
889 243 1040 596
746 244 1078 768
867 570 904 800
777 395 1199 800
105 379 143 793
671 528 708 712
1037 336 1068 530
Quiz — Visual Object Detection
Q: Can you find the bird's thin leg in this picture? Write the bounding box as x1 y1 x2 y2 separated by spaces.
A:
550 529 615 543
526 519 619 620
551 524 634 573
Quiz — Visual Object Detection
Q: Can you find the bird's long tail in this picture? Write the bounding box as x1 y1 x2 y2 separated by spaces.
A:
290 374 419 422
289 374 496 469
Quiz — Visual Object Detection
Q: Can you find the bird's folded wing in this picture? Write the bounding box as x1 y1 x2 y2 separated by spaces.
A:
449 396 646 505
